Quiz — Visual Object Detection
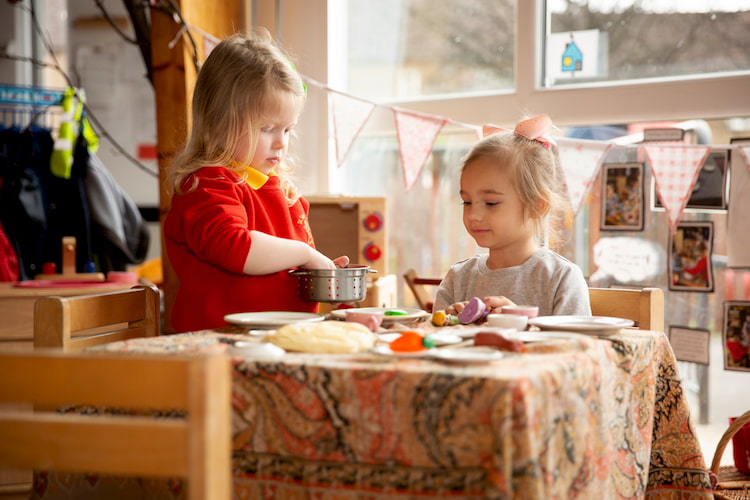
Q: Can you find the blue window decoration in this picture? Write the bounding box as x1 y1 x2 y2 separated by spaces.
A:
562 35 583 72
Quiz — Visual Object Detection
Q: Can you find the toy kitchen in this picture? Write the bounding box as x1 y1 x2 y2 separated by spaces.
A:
306 195 396 311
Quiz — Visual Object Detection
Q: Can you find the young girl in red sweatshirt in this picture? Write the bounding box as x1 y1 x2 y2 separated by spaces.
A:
164 30 347 332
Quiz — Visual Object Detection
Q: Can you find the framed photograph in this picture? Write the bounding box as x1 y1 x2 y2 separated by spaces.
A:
668 221 714 292
722 301 750 372
600 163 644 231
668 326 710 365
653 150 729 211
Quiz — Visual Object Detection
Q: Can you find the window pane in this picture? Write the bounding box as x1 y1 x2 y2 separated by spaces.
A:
346 0 516 100
544 1 750 87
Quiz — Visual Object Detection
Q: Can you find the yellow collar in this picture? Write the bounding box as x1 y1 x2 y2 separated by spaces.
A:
230 161 276 189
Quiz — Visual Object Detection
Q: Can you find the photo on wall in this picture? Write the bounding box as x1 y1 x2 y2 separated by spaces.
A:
600 163 644 231
653 150 729 211
669 221 714 292
722 301 750 372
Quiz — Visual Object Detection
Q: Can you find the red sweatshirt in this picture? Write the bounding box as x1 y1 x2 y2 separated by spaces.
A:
163 166 317 332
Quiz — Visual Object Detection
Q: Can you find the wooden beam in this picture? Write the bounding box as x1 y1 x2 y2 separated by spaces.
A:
150 0 245 333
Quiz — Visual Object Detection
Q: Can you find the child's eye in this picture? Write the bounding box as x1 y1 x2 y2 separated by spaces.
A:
261 126 275 133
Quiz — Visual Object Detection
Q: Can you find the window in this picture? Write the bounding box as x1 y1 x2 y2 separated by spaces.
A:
346 0 516 101
544 0 750 87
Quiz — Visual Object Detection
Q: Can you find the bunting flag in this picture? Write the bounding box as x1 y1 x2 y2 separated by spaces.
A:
394 108 447 191
556 138 612 215
728 146 750 267
643 144 711 233
330 91 376 167
739 145 750 170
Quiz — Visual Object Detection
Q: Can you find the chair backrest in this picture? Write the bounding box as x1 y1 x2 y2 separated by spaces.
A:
0 350 232 500
403 268 442 312
588 287 665 331
34 284 160 351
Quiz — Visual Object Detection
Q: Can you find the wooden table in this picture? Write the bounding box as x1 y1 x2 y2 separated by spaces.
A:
31 326 714 500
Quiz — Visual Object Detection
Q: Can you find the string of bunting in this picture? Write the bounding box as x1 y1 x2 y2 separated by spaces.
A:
183 24 750 232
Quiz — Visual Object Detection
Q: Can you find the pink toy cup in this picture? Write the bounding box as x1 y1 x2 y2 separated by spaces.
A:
345 310 384 332
501 305 539 319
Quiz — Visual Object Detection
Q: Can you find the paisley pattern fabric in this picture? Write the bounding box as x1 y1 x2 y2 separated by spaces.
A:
32 328 713 500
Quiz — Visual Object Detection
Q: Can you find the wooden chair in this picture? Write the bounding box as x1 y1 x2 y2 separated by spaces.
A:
403 268 442 312
588 287 665 331
34 284 160 351
0 350 232 500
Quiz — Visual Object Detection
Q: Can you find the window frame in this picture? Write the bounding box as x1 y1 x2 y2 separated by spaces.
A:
266 0 750 192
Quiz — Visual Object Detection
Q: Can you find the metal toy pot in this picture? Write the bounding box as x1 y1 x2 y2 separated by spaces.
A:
289 265 376 303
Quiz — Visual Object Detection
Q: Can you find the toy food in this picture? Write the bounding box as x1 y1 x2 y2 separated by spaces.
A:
384 309 408 316
389 331 435 352
473 330 526 353
432 310 459 327
457 297 489 324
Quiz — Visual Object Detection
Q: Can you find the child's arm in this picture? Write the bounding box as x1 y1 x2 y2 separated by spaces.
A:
243 230 337 275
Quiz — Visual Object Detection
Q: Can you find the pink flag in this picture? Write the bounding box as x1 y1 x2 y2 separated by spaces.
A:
739 145 750 170
643 144 711 233
331 92 376 167
556 138 612 215
393 108 447 190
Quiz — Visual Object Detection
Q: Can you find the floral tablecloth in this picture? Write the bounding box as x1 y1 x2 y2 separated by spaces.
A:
32 327 713 500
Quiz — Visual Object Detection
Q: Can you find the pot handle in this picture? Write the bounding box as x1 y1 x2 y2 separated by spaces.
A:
288 269 310 276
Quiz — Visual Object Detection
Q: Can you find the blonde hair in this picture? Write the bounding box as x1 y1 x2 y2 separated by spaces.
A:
166 29 305 204
461 131 567 247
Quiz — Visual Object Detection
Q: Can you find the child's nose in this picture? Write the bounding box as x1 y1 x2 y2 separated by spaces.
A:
272 132 286 149
466 205 482 220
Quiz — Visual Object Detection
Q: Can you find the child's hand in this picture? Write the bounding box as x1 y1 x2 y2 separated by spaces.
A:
445 301 469 316
333 256 350 268
301 249 337 270
483 295 516 315
446 296 515 316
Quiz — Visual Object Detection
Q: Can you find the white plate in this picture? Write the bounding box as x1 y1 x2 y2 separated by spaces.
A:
528 315 634 336
507 331 586 342
331 307 428 325
231 341 286 360
224 311 325 329
428 333 464 346
447 326 519 339
430 347 504 364
371 344 435 358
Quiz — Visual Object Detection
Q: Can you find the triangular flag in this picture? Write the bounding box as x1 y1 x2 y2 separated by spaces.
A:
556 137 612 215
393 109 447 191
330 92 376 167
739 145 750 170
643 144 711 233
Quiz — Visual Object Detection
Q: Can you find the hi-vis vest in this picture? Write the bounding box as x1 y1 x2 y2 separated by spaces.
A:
50 87 99 179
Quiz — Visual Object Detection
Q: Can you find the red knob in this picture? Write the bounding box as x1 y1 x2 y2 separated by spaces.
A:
363 242 381 262
363 212 383 232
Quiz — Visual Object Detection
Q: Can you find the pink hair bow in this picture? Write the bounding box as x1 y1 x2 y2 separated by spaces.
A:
481 114 557 148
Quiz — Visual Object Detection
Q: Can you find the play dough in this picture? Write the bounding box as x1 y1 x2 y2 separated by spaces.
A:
265 321 377 353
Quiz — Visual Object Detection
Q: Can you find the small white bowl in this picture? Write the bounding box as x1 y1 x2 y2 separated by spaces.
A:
232 341 286 360
486 313 528 331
